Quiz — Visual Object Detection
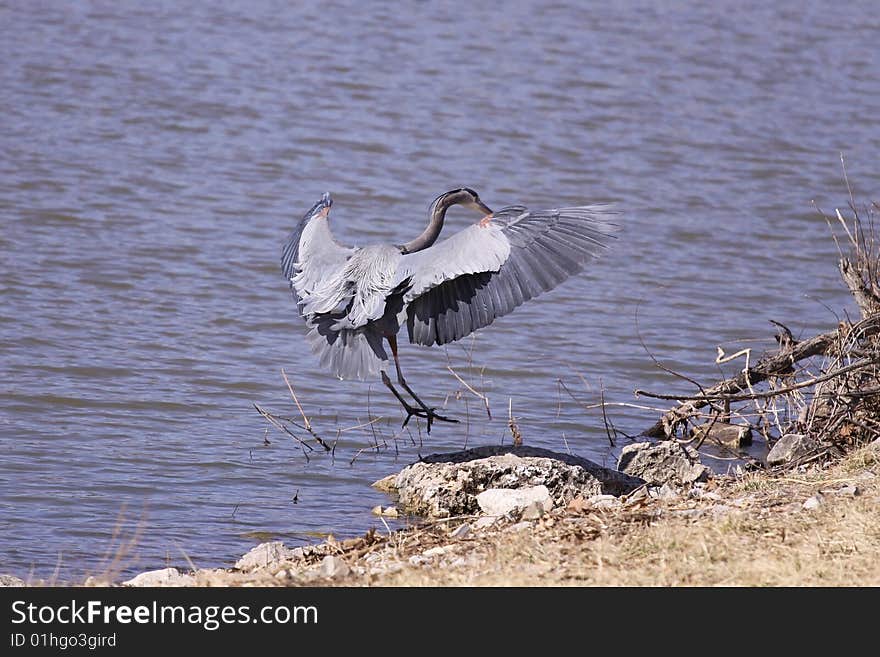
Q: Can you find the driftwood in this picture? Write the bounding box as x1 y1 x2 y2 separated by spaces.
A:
639 195 880 448
639 328 839 439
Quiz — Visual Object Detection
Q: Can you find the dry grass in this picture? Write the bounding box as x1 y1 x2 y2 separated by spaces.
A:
354 446 880 587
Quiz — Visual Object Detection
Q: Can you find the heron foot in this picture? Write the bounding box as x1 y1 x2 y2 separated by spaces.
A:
400 404 458 434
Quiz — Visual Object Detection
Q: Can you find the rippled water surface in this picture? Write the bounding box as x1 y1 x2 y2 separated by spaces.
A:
2 1 879 580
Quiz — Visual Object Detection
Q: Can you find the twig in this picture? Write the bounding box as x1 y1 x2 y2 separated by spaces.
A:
599 381 615 446
253 403 314 458
447 365 491 419
637 356 879 403
281 368 331 451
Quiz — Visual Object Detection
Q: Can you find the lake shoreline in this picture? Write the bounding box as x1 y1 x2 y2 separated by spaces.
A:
28 439 871 587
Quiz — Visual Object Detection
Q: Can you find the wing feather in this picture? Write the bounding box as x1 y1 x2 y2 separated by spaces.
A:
406 204 619 346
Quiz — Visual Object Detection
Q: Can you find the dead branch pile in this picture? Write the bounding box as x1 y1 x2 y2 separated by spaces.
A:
638 193 880 461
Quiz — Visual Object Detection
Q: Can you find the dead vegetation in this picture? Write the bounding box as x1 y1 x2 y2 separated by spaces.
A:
635 183 880 466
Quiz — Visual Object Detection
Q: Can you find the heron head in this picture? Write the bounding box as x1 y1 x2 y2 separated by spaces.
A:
307 192 333 219
436 187 493 216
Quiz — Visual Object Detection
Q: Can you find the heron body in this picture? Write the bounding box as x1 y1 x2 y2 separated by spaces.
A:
282 188 618 430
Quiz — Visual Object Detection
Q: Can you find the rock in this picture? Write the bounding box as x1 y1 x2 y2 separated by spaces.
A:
802 494 823 510
449 523 471 539
0 574 25 587
690 489 722 501
123 567 194 587
320 555 350 578
617 441 712 488
371 505 383 515
767 433 819 467
235 541 297 572
83 576 112 587
587 494 621 508
376 445 643 518
476 485 552 517
507 521 533 532
690 422 753 448
383 506 399 518
831 484 860 496
520 500 546 520
372 474 397 493
422 546 450 558
408 555 429 566
474 516 500 530
652 484 680 501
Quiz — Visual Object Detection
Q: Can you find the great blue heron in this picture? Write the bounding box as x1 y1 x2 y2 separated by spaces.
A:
282 188 618 432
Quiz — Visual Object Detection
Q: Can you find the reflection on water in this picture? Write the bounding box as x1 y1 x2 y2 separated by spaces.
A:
1 1 878 580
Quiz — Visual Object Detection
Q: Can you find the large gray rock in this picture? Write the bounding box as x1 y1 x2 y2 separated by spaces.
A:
767 433 818 467
374 445 644 518
476 485 552 516
235 541 298 572
123 567 194 587
617 441 711 487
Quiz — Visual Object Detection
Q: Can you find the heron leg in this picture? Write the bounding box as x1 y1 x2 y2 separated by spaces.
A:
386 335 457 433
380 371 427 428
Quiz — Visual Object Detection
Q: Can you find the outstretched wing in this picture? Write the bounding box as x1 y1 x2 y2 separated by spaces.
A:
404 204 619 346
281 192 355 311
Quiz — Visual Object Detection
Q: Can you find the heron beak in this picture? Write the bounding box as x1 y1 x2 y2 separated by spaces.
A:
467 200 494 216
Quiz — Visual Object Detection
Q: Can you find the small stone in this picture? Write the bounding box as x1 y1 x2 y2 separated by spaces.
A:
383 506 399 518
0 574 25 587
320 555 350 578
83 576 112 587
477 485 553 516
767 433 819 467
408 555 429 566
123 567 194 587
833 484 860 497
691 422 753 448
290 547 306 560
655 484 679 501
520 501 546 520
235 541 296 572
588 494 622 508
274 569 292 580
507 521 533 532
371 505 383 516
422 546 449 558
802 495 823 510
474 516 499 530
371 474 398 493
449 523 471 539
690 488 722 501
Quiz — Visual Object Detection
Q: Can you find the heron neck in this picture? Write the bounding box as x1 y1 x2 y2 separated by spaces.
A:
400 198 451 254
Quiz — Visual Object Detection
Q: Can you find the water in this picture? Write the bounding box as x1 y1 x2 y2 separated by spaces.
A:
1 0 878 581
